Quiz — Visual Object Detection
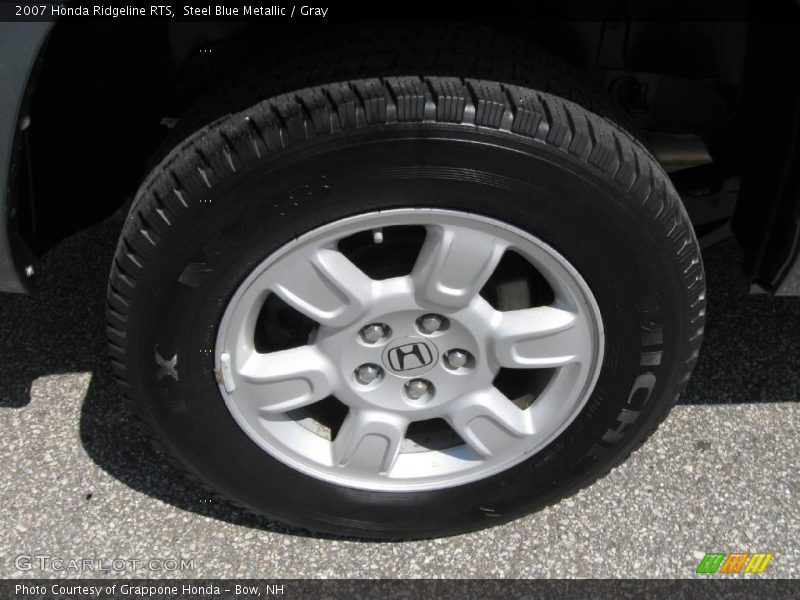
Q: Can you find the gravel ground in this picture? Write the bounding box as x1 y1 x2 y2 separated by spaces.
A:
0 219 798 579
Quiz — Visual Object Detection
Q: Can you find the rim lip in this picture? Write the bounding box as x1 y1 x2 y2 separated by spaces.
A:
215 208 605 492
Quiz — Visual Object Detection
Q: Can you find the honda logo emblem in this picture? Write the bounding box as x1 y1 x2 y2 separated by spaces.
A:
382 337 439 376
387 343 433 371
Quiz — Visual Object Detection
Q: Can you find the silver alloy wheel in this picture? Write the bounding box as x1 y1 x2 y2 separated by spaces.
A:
215 209 604 492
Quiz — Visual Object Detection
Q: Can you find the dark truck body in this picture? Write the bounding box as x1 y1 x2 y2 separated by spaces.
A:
0 22 50 293
2 13 800 295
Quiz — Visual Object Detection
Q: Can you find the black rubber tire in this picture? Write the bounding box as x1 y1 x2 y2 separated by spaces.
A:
107 68 705 539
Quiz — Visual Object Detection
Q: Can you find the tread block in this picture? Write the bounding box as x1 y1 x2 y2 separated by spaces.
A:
387 76 427 122
466 79 506 129
505 84 545 137
350 79 389 125
426 77 468 124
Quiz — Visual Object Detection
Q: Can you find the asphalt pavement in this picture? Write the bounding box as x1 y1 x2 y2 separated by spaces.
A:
0 219 798 578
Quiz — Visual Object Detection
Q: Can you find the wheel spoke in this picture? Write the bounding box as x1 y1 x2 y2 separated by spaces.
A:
332 410 407 475
237 346 337 413
412 224 508 309
492 306 589 368
447 387 534 457
269 247 374 328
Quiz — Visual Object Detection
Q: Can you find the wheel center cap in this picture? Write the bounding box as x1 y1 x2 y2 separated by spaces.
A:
381 336 439 378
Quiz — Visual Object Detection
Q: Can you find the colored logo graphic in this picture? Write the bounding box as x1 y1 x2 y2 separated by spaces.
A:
696 552 774 574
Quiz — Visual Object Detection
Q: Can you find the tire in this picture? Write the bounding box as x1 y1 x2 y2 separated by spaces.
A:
107 70 705 538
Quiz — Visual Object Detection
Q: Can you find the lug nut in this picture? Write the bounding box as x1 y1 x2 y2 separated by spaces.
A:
418 314 447 334
445 349 471 370
360 323 389 344
355 364 382 385
405 379 432 400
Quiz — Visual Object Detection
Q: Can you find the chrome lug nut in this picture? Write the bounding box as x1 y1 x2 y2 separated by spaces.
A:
360 323 389 344
445 349 471 370
405 379 432 400
355 364 382 385
418 314 447 334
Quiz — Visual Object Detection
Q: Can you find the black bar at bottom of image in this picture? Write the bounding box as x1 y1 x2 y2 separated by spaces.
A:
2 579 798 600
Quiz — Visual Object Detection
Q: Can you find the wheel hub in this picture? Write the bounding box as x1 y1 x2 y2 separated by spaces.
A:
319 301 487 415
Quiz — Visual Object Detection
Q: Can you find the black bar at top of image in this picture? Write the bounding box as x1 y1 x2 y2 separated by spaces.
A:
1 579 799 599
2 0 800 23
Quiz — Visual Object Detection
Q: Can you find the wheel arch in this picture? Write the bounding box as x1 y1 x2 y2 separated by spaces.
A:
11 21 601 275
7 16 798 296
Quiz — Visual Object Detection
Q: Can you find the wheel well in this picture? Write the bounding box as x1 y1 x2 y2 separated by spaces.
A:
21 20 751 255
